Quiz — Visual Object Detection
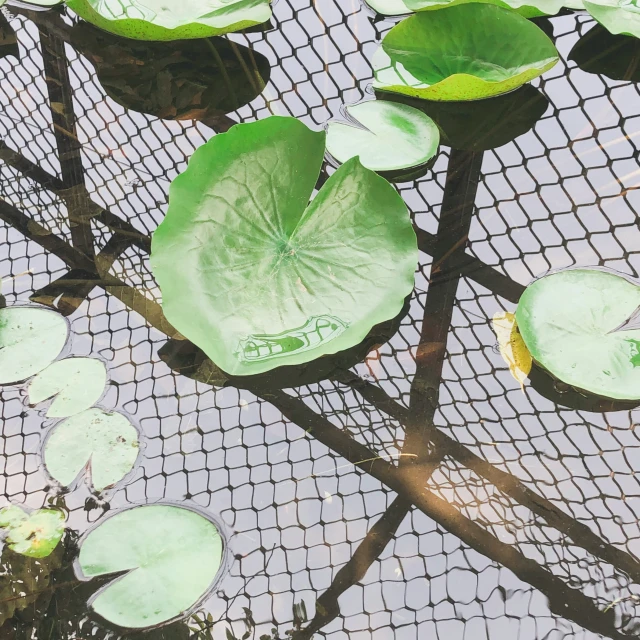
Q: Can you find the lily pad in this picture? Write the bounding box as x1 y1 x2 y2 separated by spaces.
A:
78 505 224 628
0 505 65 558
64 0 272 41
43 408 140 492
69 23 270 121
569 24 640 81
28 357 108 418
516 268 640 400
151 116 417 376
0 307 69 385
364 0 412 15
373 5 559 101
583 0 640 37
405 0 564 17
326 101 439 173
378 84 548 151
492 311 532 390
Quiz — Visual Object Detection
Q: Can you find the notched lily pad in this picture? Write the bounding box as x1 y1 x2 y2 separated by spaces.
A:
151 116 418 376
28 357 108 418
64 0 272 41
584 0 640 38
43 408 140 492
569 24 640 81
326 101 439 173
0 505 65 558
77 505 224 629
516 268 640 401
373 5 559 101
0 306 69 385
69 23 270 120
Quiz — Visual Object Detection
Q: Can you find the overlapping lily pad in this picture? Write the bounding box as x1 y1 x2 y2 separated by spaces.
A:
151 116 418 376
516 268 640 400
0 505 65 558
373 5 559 101
78 505 224 628
365 0 564 15
28 357 107 418
43 408 140 492
0 307 69 385
64 0 272 41
326 101 439 173
364 0 412 15
584 0 640 38
69 23 270 120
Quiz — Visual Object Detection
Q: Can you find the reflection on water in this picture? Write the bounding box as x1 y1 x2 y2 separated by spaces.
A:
1 2 640 640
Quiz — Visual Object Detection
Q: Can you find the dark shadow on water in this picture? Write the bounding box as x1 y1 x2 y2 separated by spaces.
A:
159 296 411 390
569 23 640 82
376 84 549 151
68 23 271 122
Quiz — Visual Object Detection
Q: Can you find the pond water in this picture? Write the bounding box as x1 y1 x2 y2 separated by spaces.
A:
1 2 640 639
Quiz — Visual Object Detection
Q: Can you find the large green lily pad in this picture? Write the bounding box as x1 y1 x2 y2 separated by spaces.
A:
69 24 270 120
0 505 65 558
516 268 640 400
373 5 559 102
64 0 272 41
365 0 563 15
43 408 140 492
28 357 107 418
326 101 439 172
78 505 224 628
151 116 417 376
0 307 69 385
584 0 640 38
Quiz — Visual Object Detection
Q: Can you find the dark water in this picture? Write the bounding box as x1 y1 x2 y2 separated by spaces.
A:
1 2 640 639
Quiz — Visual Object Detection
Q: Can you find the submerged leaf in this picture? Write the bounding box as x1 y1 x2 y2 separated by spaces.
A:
516 268 640 400
326 101 439 172
492 311 532 390
28 357 107 418
0 307 69 385
64 0 272 41
44 408 140 492
151 116 417 376
373 5 559 101
0 506 65 559
78 505 224 628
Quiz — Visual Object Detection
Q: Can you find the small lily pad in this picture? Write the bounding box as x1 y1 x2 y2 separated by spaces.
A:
364 0 412 15
492 311 532 390
0 307 69 385
516 268 640 400
28 357 108 418
0 505 65 559
151 116 417 376
78 505 224 628
64 0 272 41
373 5 559 102
44 408 140 492
584 0 640 38
326 101 439 173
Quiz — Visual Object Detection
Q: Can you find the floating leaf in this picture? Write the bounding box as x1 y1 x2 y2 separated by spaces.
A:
69 23 270 121
28 357 107 418
584 0 640 38
492 311 532 390
326 101 439 173
64 0 272 41
516 269 640 400
44 408 140 492
569 24 640 81
78 505 224 628
373 5 559 102
0 505 65 559
364 0 412 15
151 116 417 376
0 307 69 385
16 0 64 6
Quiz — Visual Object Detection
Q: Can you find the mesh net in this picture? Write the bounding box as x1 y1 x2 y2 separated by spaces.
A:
1 3 640 639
